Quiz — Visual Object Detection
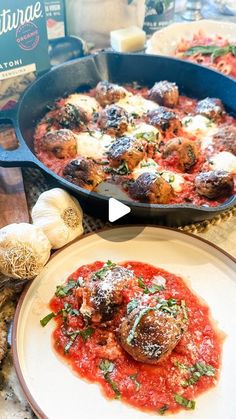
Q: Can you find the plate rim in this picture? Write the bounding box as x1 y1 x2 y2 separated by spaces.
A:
12 225 236 419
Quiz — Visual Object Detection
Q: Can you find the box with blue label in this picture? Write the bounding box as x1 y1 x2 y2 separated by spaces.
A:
0 0 50 109
45 0 66 39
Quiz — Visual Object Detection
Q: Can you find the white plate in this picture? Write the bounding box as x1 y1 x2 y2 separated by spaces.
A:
13 226 236 419
146 20 236 55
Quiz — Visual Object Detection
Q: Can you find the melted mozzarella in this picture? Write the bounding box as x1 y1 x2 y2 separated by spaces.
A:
182 115 217 149
182 115 216 134
132 159 159 179
129 123 161 141
160 171 184 192
65 94 100 118
76 131 113 159
209 151 236 174
117 94 158 116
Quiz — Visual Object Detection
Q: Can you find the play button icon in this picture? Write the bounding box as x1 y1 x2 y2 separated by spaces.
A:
109 198 131 222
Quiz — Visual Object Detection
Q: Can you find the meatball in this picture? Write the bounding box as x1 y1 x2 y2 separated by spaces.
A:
95 81 127 107
148 81 179 108
147 107 182 136
118 303 187 364
107 136 145 171
98 104 129 136
213 126 236 155
163 137 199 172
63 158 104 190
129 172 173 204
40 129 77 158
195 170 234 199
196 98 225 122
80 265 134 322
56 103 88 130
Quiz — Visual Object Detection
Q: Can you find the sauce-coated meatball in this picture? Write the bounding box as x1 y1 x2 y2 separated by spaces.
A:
148 81 179 108
196 98 225 122
129 172 173 204
107 136 145 170
147 107 182 136
163 137 199 172
95 81 127 107
80 265 134 322
56 103 88 130
98 105 129 136
63 158 104 190
40 129 77 158
195 170 234 199
118 302 187 364
213 126 236 155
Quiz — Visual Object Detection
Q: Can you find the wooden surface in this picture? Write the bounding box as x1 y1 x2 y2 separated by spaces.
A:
0 126 29 228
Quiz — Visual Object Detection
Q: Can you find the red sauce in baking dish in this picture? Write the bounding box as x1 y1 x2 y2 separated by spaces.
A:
49 261 223 415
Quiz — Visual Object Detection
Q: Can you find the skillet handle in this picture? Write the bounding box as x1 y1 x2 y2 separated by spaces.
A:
0 108 36 168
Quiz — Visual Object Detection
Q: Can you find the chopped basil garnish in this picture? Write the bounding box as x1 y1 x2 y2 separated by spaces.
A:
55 280 77 298
181 300 188 323
80 327 94 341
127 299 139 315
99 360 120 399
184 44 236 61
40 312 56 327
175 361 215 387
127 306 154 344
129 373 141 390
99 359 115 374
158 404 169 415
138 277 164 295
64 327 94 353
94 260 116 280
174 394 195 410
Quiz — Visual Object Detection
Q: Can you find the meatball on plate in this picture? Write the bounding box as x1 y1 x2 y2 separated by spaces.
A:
34 80 236 208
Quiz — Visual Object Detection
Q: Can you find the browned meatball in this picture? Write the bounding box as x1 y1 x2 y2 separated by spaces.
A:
129 172 173 204
98 105 129 136
80 265 134 322
196 98 225 122
118 302 187 364
107 136 145 171
56 103 88 130
163 137 199 172
148 81 179 108
147 107 182 136
213 125 236 155
63 158 104 190
40 129 77 158
195 170 234 199
95 81 127 107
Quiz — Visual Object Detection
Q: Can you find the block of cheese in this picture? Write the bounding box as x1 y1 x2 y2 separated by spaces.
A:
110 26 146 52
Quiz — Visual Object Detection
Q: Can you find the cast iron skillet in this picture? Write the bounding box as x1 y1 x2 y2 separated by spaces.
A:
0 52 235 226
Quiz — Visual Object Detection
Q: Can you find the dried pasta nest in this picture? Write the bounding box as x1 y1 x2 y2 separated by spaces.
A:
0 244 43 280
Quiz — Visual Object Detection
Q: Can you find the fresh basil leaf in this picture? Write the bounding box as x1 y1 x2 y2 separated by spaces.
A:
99 359 115 374
181 300 188 323
158 404 169 415
129 373 141 390
80 327 94 341
174 394 195 409
127 299 139 314
40 312 55 327
104 373 121 398
55 280 77 298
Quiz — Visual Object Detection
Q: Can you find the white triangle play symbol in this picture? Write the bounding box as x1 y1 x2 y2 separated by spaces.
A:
109 198 131 222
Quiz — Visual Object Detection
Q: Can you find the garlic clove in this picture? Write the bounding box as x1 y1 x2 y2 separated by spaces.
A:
0 223 51 280
32 188 84 249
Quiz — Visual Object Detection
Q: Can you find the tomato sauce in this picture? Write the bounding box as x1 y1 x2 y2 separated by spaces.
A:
49 261 223 415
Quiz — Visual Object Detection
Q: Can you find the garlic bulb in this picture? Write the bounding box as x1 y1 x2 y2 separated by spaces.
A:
0 223 51 280
32 188 84 249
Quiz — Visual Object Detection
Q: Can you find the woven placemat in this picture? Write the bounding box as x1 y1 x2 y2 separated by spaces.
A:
22 168 236 235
